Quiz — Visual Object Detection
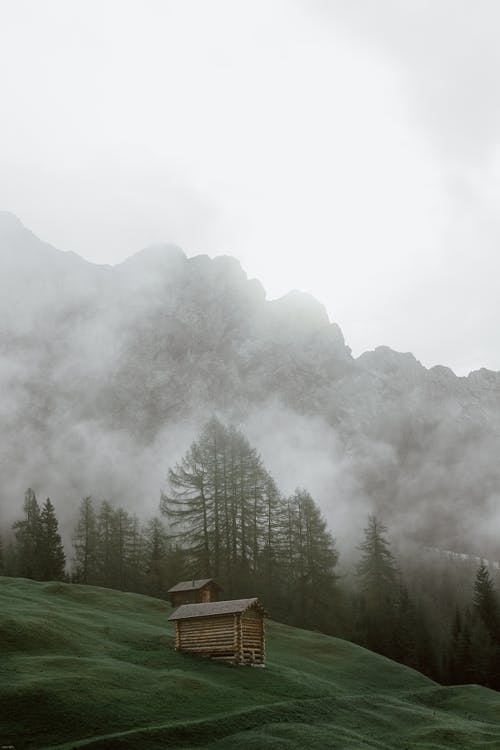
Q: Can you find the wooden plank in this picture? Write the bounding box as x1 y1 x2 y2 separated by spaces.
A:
181 635 233 641
184 635 234 641
238 613 243 664
261 612 265 665
180 627 234 637
183 615 234 625
241 610 264 666
179 626 234 635
180 645 235 652
180 637 234 646
181 622 235 631
180 646 235 653
180 623 234 632
233 613 239 664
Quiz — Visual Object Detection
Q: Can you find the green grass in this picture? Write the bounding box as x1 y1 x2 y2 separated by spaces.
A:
0 578 499 749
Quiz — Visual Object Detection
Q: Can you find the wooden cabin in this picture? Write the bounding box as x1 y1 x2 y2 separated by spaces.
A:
167 578 222 608
168 597 266 665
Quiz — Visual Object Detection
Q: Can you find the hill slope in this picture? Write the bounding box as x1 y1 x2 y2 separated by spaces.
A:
0 578 499 749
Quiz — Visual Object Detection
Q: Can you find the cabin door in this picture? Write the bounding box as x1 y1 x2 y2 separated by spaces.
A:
201 589 210 602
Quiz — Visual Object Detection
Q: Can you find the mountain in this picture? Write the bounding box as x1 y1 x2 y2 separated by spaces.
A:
0 212 499 555
2 577 499 749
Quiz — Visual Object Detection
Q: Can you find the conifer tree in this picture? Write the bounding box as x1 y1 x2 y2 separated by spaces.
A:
162 437 212 575
143 516 168 597
457 606 474 682
357 515 397 608
260 475 281 584
447 606 463 683
113 507 133 589
356 515 398 656
392 585 418 668
73 497 97 584
162 417 274 584
285 488 339 629
471 563 500 688
96 500 115 587
473 562 499 640
127 514 145 592
13 488 42 579
39 498 65 580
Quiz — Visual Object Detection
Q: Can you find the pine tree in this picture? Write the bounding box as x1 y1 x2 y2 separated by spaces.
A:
357 516 397 605
260 475 281 584
447 606 463 683
392 585 418 668
285 488 339 629
96 501 115 587
473 562 499 641
113 507 133 589
471 563 500 688
162 438 212 576
356 515 398 656
143 516 168 597
39 498 65 580
73 497 98 584
457 606 474 683
127 514 145 592
13 488 42 579
161 417 274 586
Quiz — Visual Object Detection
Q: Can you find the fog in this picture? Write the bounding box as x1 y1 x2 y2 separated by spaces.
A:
2 2 500 563
2 2 500 373
1 214 499 564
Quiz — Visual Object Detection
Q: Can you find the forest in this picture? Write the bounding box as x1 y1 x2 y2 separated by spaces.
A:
1 417 499 691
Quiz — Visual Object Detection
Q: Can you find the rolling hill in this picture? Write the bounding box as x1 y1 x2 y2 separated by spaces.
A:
0 577 499 749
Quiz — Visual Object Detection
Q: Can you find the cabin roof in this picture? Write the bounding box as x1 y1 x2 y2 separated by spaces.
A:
167 578 221 593
168 597 262 620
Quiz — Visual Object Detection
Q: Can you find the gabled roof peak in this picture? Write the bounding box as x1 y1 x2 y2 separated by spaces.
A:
167 578 221 593
168 597 263 620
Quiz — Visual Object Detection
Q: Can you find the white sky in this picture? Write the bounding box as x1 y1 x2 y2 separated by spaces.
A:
1 0 499 375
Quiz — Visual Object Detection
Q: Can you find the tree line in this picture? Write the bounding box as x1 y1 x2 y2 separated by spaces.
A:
348 517 500 689
0 417 499 690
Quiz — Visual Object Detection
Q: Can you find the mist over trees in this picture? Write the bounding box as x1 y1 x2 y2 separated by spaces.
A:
2 214 500 560
1 111 499 700
160 418 339 629
1 418 499 690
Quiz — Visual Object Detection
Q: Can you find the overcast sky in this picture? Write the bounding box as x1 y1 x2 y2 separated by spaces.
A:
1 0 499 375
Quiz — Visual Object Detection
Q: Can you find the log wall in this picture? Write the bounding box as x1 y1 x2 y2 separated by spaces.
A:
177 614 237 662
175 607 265 665
240 608 265 665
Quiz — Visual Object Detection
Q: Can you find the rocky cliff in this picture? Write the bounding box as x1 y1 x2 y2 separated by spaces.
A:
1 212 499 555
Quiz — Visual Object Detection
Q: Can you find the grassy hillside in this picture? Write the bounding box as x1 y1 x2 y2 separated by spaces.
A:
0 578 499 749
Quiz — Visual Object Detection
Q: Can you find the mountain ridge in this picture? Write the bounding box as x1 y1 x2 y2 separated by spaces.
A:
0 214 499 557
2 210 497 380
